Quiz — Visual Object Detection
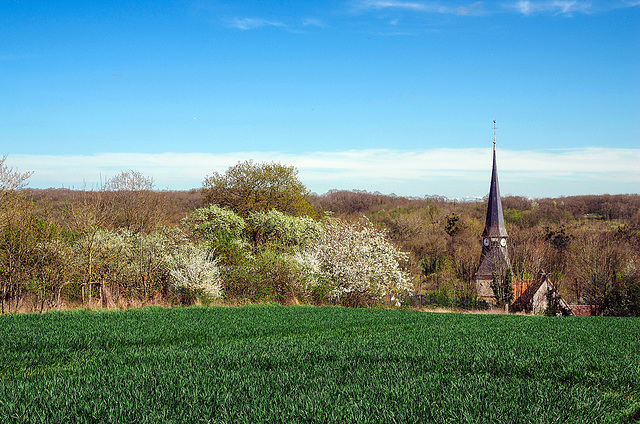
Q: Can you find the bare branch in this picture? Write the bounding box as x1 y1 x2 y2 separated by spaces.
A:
0 154 33 193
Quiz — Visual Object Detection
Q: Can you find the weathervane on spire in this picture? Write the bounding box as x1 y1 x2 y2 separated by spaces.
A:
493 120 497 147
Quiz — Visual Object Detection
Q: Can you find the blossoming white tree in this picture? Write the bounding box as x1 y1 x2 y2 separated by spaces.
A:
295 217 413 306
168 245 223 300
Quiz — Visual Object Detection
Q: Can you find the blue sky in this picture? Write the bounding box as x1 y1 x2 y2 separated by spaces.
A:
2 0 639 197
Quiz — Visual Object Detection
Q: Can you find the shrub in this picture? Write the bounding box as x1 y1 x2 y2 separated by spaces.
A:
221 250 306 303
182 205 251 265
295 217 413 306
424 289 453 308
70 227 189 302
31 239 75 310
419 288 488 310
248 209 322 249
455 291 489 310
183 205 246 243
72 229 138 298
167 244 223 302
135 227 189 297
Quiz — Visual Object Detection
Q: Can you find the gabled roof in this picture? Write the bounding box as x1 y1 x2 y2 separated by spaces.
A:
512 272 572 315
512 274 545 307
482 143 508 238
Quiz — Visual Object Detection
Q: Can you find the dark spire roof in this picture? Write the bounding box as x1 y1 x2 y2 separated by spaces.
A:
482 142 508 238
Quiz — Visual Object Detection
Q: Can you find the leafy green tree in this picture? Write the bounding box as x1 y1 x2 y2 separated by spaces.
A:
181 204 250 265
183 205 246 243
444 213 460 237
247 209 322 250
202 160 316 218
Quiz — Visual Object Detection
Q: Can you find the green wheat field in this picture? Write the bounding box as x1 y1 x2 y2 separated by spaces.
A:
1 306 639 423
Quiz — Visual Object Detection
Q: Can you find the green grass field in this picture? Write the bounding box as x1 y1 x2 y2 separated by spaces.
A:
1 306 639 423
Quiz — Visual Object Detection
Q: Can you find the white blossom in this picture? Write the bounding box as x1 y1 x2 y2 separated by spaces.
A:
167 245 223 299
294 216 413 303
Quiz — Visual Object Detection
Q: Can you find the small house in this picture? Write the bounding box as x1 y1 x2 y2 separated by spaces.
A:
512 272 572 315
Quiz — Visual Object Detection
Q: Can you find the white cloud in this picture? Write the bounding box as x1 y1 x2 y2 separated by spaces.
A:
511 1 593 15
301 17 327 28
10 148 640 198
355 0 452 13
226 17 286 30
359 0 428 10
354 0 634 17
456 1 486 15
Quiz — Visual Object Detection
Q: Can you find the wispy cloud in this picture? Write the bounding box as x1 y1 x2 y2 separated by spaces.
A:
456 1 486 15
225 16 328 31
354 0 453 13
11 148 640 198
354 0 634 17
301 17 327 28
353 0 488 18
510 1 593 15
226 17 286 30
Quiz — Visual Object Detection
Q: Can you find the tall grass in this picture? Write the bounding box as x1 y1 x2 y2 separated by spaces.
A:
1 306 638 423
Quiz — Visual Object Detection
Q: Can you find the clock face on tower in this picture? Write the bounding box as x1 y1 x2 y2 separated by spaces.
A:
483 238 489 247
500 238 507 247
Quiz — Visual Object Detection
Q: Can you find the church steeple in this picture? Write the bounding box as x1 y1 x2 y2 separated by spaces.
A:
482 138 508 238
476 121 511 300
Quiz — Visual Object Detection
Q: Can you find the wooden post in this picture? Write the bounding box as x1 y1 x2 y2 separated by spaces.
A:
101 275 106 308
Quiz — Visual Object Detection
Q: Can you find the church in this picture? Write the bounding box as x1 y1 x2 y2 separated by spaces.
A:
474 122 570 315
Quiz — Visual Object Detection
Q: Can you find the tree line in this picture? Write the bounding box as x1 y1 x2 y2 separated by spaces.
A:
2 155 639 315
310 190 640 315
0 159 411 313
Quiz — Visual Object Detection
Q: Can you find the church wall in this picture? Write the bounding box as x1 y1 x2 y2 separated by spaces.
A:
476 279 495 300
532 283 550 315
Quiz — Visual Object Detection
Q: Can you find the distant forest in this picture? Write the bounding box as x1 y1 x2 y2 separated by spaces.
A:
15 186 640 315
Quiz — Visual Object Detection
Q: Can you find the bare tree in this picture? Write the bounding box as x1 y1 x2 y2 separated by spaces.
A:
103 170 167 233
569 229 627 314
0 155 33 218
509 226 546 277
0 155 32 192
105 169 154 191
0 156 35 312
